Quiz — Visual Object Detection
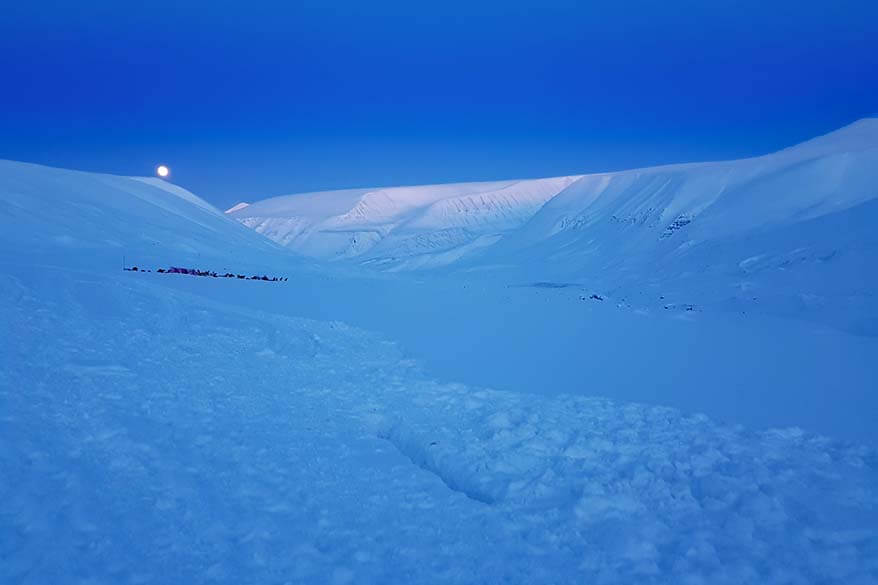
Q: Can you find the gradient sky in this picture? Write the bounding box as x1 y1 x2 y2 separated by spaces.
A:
2 0 877 210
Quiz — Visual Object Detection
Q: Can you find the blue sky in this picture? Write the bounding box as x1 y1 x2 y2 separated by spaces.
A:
2 0 877 209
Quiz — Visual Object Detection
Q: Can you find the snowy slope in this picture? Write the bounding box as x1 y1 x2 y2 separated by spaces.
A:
226 176 580 265
0 160 296 274
482 119 878 333
496 118 878 261
2 151 878 583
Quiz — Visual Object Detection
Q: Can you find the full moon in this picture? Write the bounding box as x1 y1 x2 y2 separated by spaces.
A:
156 165 170 178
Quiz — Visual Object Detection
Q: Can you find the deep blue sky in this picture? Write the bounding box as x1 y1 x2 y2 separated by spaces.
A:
2 0 877 209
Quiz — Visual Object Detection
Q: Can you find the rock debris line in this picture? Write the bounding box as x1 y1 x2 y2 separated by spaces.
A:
124 265 287 281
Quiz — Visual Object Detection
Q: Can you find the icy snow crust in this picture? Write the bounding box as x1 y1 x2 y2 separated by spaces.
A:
2 124 878 583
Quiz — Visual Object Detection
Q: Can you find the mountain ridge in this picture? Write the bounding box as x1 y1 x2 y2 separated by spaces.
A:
227 118 878 266
225 118 878 332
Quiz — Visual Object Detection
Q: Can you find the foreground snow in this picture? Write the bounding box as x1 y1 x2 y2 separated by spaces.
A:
2 266 876 584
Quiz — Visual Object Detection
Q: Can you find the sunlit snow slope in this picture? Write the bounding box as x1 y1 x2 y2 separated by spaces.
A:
227 176 581 267
231 119 878 333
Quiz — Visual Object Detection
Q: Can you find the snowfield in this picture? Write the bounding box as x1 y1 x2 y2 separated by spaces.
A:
3 266 877 584
2 120 878 584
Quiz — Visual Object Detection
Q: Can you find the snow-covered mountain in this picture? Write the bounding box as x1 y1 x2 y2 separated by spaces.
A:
478 118 878 333
229 119 877 270
226 176 581 265
230 119 878 333
488 117 877 270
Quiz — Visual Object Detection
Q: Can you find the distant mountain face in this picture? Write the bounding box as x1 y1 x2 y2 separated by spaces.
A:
225 176 582 266
480 119 878 331
229 119 878 333
229 119 878 269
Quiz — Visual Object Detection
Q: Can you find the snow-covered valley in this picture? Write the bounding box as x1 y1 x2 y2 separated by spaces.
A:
2 121 878 584
230 118 878 335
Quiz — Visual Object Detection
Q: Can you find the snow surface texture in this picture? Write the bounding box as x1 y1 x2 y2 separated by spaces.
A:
3 266 877 584
230 119 878 334
2 123 878 584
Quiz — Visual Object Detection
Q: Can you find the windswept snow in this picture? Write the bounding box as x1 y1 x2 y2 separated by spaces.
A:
2 126 878 584
234 119 878 265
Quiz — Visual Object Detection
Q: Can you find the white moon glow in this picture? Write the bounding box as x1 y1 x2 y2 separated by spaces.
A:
156 165 170 178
